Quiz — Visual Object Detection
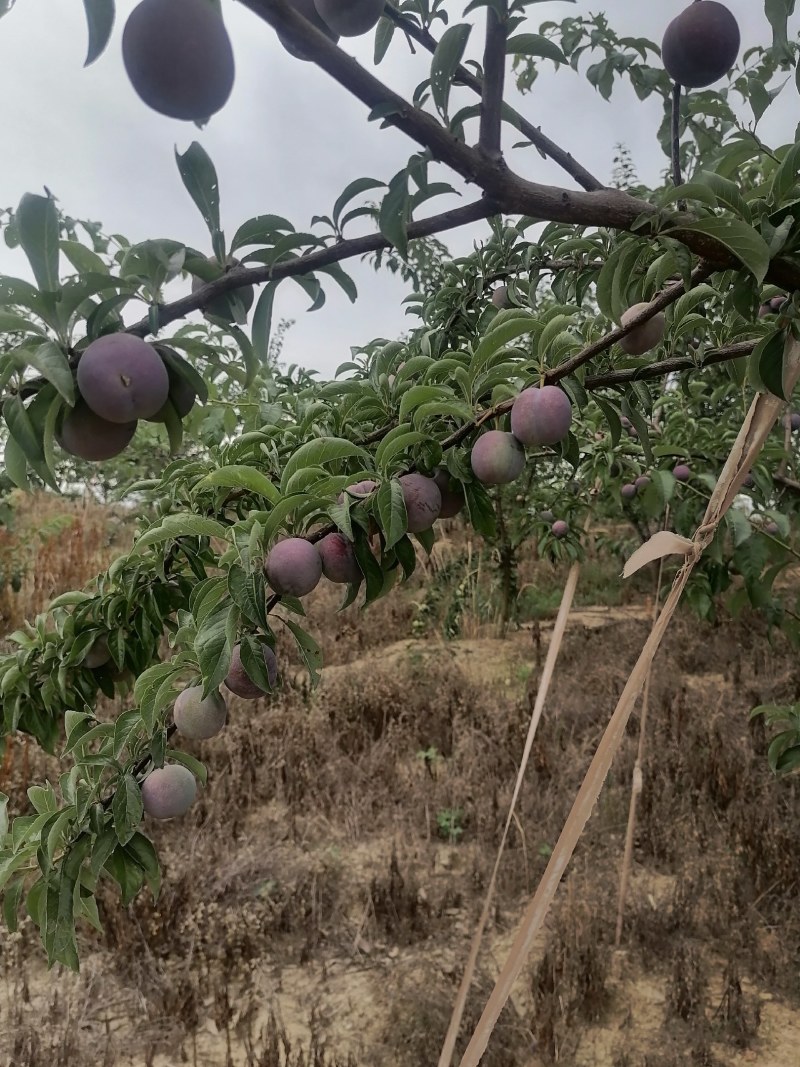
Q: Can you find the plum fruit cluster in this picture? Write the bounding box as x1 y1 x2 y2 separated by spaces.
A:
661 2 740 89
470 385 572 489
58 334 198 463
122 0 386 118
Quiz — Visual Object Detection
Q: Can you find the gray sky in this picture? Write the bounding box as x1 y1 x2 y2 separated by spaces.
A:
0 0 795 377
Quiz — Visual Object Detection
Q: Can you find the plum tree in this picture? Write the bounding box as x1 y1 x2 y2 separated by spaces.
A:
316 531 362 584
58 401 137 462
621 483 638 500
433 469 464 518
77 335 169 423
173 685 227 740
225 642 279 698
280 0 339 59
399 473 442 532
471 431 525 486
510 385 572 446
673 463 691 481
619 304 666 355
122 0 235 120
661 1 740 89
314 0 384 37
141 764 197 820
266 537 323 596
552 520 569 539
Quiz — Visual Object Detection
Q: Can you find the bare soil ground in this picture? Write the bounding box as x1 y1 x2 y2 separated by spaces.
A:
1 531 799 1066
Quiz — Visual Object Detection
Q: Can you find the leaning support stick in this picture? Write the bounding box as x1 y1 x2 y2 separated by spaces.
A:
457 340 800 1067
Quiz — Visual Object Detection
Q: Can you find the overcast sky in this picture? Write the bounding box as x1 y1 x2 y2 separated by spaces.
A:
0 0 796 377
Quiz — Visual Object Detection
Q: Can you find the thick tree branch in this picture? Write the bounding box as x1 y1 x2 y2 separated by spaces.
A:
382 3 605 193
236 1 800 292
584 340 755 389
479 2 507 161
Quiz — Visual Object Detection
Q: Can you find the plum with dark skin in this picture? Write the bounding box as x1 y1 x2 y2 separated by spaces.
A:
470 431 525 485
315 0 383 36
142 765 197 820
266 537 323 596
491 286 509 309
123 0 235 120
673 464 691 482
280 0 339 59
399 473 442 533
621 483 638 500
661 2 740 89
634 476 651 491
58 401 137 462
225 643 278 698
173 686 227 740
316 532 362 584
510 386 572 446
77 334 169 423
552 520 569 539
619 303 665 355
433 469 464 518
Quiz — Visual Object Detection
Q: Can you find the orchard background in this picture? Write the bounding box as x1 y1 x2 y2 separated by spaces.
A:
1 0 800 1064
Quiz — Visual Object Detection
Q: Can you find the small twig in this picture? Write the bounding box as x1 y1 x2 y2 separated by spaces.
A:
671 82 686 211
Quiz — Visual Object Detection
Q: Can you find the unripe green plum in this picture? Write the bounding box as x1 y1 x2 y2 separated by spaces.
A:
510 386 572 446
399 473 441 532
84 637 111 669
470 431 525 485
315 0 383 36
317 532 362 584
173 685 227 740
673 463 691 482
266 537 323 596
77 334 169 423
225 643 278 698
491 286 509 309
58 401 137 462
142 764 197 820
123 0 235 120
433 469 464 518
621 483 638 500
551 520 569 539
661 2 740 89
279 0 339 59
619 303 666 355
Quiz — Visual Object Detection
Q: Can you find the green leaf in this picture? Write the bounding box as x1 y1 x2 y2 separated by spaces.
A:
280 437 369 493
505 33 565 64
24 341 75 404
3 434 28 489
198 465 281 503
0 311 47 336
103 845 144 907
430 23 472 117
131 514 229 553
332 177 384 231
4 395 43 462
16 193 60 293
194 600 236 694
175 142 222 250
3 876 26 933
378 170 410 260
81 0 115 65
251 281 277 372
374 15 394 64
755 330 788 400
59 239 108 275
281 618 323 686
124 832 161 901
111 774 143 847
376 479 407 551
230 214 295 253
676 218 771 284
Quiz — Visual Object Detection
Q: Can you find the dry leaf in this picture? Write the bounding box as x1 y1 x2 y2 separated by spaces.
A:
622 531 693 579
